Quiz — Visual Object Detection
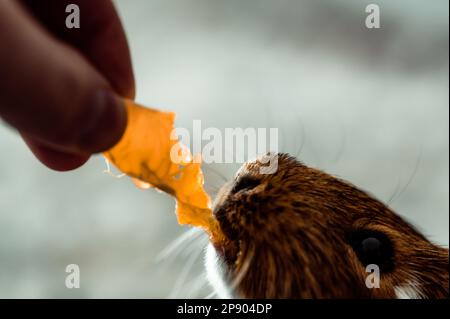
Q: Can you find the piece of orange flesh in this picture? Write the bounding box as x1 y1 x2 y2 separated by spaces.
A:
103 99 224 244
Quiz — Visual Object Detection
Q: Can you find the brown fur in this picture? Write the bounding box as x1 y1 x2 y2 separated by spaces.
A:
212 153 449 298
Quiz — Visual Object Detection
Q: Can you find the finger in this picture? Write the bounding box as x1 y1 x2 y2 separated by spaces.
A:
24 136 90 171
0 1 127 155
20 0 135 99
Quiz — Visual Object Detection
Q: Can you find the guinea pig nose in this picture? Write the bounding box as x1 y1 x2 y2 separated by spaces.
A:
230 176 260 194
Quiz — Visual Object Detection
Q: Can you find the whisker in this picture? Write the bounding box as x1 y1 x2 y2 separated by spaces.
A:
156 228 203 263
386 176 402 205
168 240 205 298
388 147 423 205
185 271 209 297
181 234 209 257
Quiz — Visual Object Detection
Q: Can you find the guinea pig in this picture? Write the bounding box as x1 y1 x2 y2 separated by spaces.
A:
205 153 449 299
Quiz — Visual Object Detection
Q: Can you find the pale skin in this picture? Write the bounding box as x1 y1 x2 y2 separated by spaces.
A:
0 0 135 171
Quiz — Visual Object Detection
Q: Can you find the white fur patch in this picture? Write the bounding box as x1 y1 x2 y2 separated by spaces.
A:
205 243 232 299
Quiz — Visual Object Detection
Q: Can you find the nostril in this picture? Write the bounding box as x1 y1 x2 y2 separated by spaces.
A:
230 176 261 194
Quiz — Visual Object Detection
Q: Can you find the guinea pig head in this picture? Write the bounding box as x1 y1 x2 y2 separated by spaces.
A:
206 153 449 298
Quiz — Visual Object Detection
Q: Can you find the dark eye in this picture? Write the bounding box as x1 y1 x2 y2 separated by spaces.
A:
348 230 394 272
230 176 260 194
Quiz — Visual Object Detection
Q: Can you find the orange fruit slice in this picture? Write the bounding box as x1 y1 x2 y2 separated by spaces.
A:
103 99 224 243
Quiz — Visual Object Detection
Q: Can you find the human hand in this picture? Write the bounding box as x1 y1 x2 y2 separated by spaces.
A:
0 0 134 171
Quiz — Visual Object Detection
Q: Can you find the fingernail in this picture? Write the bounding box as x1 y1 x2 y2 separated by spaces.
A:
78 90 127 153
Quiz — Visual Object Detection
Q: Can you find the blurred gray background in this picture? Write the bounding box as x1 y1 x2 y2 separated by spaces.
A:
0 0 448 298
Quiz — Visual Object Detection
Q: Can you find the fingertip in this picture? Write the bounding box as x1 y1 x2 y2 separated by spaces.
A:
24 137 90 171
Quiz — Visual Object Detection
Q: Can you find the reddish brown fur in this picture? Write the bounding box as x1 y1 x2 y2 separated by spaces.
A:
213 153 449 298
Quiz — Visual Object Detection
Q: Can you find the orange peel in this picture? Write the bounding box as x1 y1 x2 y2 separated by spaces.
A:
103 99 224 243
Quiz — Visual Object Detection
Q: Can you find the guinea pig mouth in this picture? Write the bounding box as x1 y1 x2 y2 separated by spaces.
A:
212 178 257 266
211 239 239 266
212 206 241 265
